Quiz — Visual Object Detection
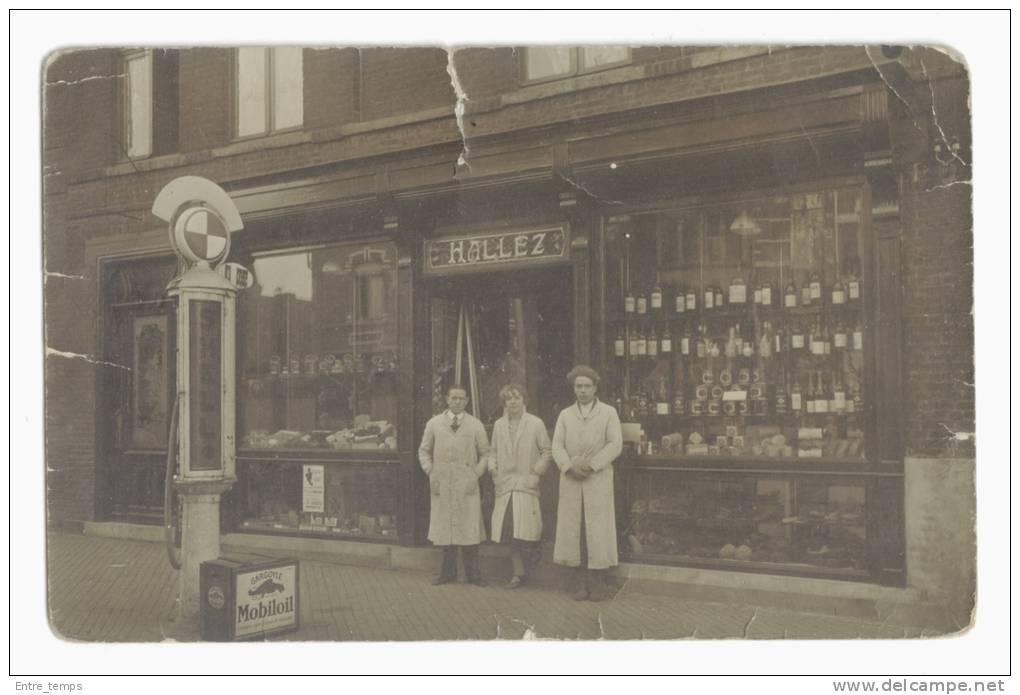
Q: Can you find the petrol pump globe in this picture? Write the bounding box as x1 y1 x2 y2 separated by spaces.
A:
172 205 231 267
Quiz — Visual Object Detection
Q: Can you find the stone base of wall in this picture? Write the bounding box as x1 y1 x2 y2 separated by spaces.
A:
904 457 976 631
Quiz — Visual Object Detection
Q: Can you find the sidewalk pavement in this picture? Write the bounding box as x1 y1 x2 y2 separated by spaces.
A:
46 532 947 642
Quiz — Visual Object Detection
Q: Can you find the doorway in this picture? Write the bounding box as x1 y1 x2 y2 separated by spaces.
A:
98 256 179 523
428 267 574 540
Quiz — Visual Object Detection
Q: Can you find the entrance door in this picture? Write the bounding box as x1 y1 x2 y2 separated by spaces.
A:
428 267 573 539
98 257 179 523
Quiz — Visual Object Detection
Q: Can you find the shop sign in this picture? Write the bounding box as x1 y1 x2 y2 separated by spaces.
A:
234 564 297 638
424 226 569 275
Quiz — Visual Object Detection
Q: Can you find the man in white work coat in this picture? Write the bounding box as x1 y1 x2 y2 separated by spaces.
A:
418 384 491 585
552 365 623 601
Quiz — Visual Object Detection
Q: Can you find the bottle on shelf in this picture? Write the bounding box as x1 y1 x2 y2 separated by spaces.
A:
761 279 773 307
614 326 626 358
680 326 692 356
848 266 861 302
809 271 823 304
655 381 670 416
774 377 789 414
833 322 848 350
753 278 762 305
831 277 847 306
806 372 817 414
784 277 798 308
696 325 708 359
815 371 829 414
852 381 864 414
832 371 846 413
650 282 663 313
660 324 673 354
672 378 686 416
759 321 773 358
822 322 832 355
810 319 825 356
624 288 635 315
628 327 640 361
790 376 803 413
647 325 659 358
773 323 784 355
635 389 649 416
686 287 698 312
853 322 864 351
636 290 648 315
674 286 686 315
704 285 715 311
725 325 739 358
714 286 725 310
801 273 813 307
635 325 647 357
729 276 747 305
791 321 806 350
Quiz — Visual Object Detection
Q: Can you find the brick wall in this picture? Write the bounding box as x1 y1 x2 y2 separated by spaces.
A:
360 47 455 121
179 48 231 152
304 47 360 128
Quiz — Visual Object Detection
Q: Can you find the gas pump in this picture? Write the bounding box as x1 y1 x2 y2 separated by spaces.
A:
153 176 244 624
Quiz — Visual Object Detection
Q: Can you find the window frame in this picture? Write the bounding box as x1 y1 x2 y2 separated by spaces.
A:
519 45 632 86
122 49 153 159
233 46 304 141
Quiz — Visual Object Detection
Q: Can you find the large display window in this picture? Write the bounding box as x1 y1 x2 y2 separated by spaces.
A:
603 187 868 462
238 241 400 452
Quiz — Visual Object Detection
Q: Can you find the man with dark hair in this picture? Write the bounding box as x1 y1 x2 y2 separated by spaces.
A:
418 384 491 586
552 365 623 601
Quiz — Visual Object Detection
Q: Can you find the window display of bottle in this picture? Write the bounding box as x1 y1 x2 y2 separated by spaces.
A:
636 290 648 315
680 326 692 356
832 372 846 413
614 327 626 358
774 376 789 415
655 382 670 416
714 286 725 310
758 322 772 358
815 371 829 414
810 320 825 356
805 372 817 414
753 278 762 305
660 324 672 354
635 326 647 357
647 325 659 358
704 285 714 311
853 322 864 351
774 324 784 355
784 278 798 308
629 328 640 361
685 287 697 312
822 323 832 355
725 325 739 358
761 280 773 307
672 373 686 416
675 286 686 314
650 282 663 312
624 289 635 314
848 267 861 302
696 325 708 359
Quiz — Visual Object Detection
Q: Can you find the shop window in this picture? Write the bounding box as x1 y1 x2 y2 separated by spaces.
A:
604 187 868 462
235 46 303 138
122 49 179 159
236 461 400 541
521 46 631 84
623 472 868 576
238 242 399 452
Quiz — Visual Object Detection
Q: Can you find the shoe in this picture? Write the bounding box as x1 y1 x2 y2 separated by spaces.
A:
505 575 524 590
432 575 455 586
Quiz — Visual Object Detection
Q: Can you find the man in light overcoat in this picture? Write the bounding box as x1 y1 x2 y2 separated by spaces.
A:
418 384 491 585
552 365 623 601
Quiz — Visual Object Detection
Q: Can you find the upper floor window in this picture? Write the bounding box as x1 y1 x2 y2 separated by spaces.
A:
124 50 152 158
235 47 304 138
522 46 631 84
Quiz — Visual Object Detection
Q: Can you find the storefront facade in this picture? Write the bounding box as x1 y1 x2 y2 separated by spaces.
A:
44 46 973 608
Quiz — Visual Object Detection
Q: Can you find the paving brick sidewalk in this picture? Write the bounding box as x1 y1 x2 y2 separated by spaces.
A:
46 533 938 642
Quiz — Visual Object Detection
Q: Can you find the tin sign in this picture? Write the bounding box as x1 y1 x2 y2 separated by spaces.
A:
234 564 297 638
302 465 324 513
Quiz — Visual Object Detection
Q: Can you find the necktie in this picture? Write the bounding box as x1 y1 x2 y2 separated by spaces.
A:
451 416 460 432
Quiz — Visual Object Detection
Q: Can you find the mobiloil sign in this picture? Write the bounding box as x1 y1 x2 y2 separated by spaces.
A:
200 555 299 641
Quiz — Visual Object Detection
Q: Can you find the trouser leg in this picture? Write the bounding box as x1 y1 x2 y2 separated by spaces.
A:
462 545 485 585
432 546 458 585
571 507 590 600
510 547 526 578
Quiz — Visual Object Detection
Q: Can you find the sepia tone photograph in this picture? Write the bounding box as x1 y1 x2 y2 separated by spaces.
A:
18 8 1007 682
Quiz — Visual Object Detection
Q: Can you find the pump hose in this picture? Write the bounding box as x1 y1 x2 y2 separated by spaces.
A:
164 392 182 570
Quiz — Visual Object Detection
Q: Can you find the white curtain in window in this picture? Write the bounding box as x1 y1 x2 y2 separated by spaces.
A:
272 47 303 130
237 47 268 137
126 52 152 157
581 46 630 69
525 46 572 81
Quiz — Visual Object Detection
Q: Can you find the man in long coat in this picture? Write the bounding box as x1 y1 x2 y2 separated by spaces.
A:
552 365 623 601
418 384 490 585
